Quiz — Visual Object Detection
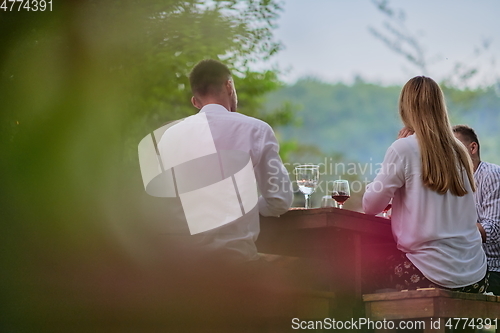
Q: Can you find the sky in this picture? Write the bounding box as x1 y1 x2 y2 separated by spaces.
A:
258 0 500 87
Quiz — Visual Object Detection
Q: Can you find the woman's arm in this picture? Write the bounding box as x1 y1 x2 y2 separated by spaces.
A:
363 145 405 215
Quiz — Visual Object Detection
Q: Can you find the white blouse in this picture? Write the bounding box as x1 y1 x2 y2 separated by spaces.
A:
363 135 487 288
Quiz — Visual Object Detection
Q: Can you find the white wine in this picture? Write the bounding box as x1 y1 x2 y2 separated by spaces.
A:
297 180 317 195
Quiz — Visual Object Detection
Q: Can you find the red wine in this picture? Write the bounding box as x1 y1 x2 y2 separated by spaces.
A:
332 195 350 204
383 204 392 212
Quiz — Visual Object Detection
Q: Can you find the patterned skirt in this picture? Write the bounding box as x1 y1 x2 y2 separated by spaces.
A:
387 251 489 293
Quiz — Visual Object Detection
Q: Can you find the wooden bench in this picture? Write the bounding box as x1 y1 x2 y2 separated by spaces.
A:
363 289 500 332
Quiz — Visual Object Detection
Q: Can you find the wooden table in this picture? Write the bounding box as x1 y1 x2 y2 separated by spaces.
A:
256 207 397 319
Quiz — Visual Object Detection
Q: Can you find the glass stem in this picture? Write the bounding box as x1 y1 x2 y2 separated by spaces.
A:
305 194 311 209
338 203 343 209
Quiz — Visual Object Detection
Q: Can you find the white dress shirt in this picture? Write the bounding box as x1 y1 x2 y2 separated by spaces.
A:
363 135 487 288
158 104 293 261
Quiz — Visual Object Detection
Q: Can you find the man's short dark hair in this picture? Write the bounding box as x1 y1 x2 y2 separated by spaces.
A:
189 59 231 97
453 124 481 154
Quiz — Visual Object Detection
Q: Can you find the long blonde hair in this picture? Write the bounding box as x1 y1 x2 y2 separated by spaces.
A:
399 76 475 196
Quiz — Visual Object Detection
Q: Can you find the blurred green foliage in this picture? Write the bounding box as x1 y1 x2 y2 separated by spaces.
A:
0 0 293 329
1 0 292 158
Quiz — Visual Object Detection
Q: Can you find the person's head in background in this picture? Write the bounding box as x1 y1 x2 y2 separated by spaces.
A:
189 59 238 112
453 125 481 171
398 76 475 196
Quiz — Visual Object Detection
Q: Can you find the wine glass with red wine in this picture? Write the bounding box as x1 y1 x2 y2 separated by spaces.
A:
332 180 350 209
382 200 392 218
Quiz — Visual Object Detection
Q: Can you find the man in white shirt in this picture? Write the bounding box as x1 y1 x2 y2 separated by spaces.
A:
156 59 293 262
454 125 500 295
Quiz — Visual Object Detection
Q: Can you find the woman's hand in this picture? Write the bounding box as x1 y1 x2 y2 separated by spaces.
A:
398 127 415 139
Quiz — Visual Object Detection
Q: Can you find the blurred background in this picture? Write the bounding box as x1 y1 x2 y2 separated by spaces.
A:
1 0 499 330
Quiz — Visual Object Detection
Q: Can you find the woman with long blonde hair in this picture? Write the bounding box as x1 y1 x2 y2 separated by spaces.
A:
363 76 488 292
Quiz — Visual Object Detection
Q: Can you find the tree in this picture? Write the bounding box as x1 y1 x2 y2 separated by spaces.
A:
1 0 291 153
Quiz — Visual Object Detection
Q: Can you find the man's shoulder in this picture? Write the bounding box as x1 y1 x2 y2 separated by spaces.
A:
226 112 274 133
480 161 500 175
477 161 500 186
234 112 270 125
201 105 275 136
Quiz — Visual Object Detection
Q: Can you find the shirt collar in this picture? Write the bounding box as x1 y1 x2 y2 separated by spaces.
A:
198 104 230 114
474 161 484 176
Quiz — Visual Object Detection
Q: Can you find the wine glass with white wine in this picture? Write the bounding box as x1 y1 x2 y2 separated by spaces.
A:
295 165 320 209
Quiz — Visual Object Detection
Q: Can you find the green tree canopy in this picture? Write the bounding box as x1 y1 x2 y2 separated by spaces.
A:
1 0 291 155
